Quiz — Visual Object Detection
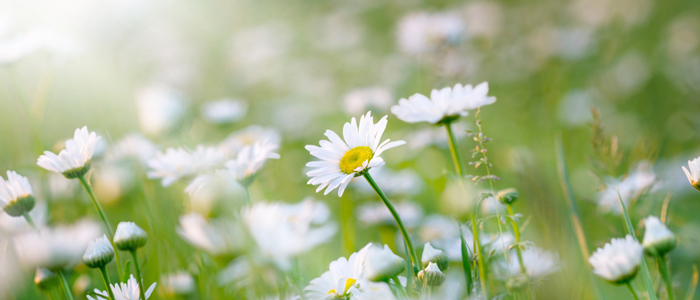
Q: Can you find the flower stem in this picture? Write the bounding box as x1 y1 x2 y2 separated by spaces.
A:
77 174 122 276
444 122 464 176
99 266 115 300
470 213 490 299
22 212 37 230
626 282 640 300
507 204 526 275
657 255 675 300
57 270 75 300
617 190 658 300
130 250 145 300
363 172 419 274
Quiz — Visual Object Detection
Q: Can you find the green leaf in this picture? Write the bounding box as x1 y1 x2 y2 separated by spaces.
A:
122 261 132 283
459 224 473 295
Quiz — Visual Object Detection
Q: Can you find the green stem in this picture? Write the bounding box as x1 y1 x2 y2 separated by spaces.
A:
77 175 122 276
469 213 490 299
507 204 526 275
626 282 640 300
22 212 37 230
444 122 464 176
363 173 419 274
657 255 675 300
130 250 145 300
99 266 115 300
618 190 658 300
57 270 74 300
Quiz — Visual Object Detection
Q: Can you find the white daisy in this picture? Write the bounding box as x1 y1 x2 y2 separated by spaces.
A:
218 125 281 157
597 161 657 215
0 171 35 217
589 235 643 283
135 85 187 137
37 126 100 178
201 98 248 124
161 271 195 296
343 87 393 116
304 243 372 299
176 213 242 256
221 140 280 183
305 111 406 197
147 145 225 187
497 246 560 280
13 219 101 270
88 274 156 300
396 12 464 54
104 133 159 166
682 156 700 190
391 83 496 124
642 216 677 255
242 199 337 270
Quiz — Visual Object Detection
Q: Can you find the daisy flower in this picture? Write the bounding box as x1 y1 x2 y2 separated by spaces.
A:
37 126 100 179
682 156 700 191
304 243 372 299
589 235 643 284
497 246 560 280
218 125 281 157
0 171 35 217
201 98 248 124
305 111 405 197
13 219 101 270
147 145 225 187
391 83 495 124
221 140 280 183
88 274 156 300
176 213 242 256
104 133 159 166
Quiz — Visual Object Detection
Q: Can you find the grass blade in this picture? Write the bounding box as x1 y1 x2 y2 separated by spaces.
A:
459 223 473 295
617 190 658 300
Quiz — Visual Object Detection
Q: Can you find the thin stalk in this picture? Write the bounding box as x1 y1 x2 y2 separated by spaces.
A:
77 175 122 276
98 266 115 300
57 270 74 300
618 190 658 300
470 213 490 299
130 250 145 300
626 282 640 300
22 212 37 229
507 204 526 274
445 122 465 175
686 265 698 300
392 276 408 299
657 255 674 300
363 173 419 274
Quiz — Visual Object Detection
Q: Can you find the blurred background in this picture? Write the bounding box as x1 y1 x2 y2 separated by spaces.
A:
1 0 699 299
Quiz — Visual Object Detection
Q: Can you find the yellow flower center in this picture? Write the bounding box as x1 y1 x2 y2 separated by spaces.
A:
339 146 373 174
328 278 357 295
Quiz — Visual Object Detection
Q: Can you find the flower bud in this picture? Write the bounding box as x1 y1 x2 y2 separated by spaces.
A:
0 171 36 217
417 262 446 287
113 222 148 251
3 195 35 217
642 216 676 256
365 245 406 282
421 242 448 271
83 235 114 269
497 188 519 205
34 268 59 291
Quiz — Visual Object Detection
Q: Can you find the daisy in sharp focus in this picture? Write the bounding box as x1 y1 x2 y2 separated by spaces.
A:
305 111 405 197
88 274 156 300
304 243 372 300
391 82 495 125
37 126 100 179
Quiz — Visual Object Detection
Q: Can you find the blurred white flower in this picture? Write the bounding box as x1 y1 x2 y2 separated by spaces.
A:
221 140 280 184
0 201 47 233
462 2 503 38
391 82 495 124
82 235 114 269
88 274 156 300
135 85 187 136
176 213 242 256
13 219 102 270
682 156 700 191
104 133 158 166
589 235 643 283
184 172 245 215
242 199 337 270
482 232 515 254
404 122 468 150
37 127 100 178
305 111 405 197
304 243 371 299
92 164 134 204
497 246 560 280
218 125 281 157
0 171 35 217
364 244 405 282
161 271 194 296
147 145 225 187
343 87 393 116
354 281 397 300
480 196 507 216
597 161 657 215
201 98 248 124
0 29 82 65
397 12 464 54
353 167 423 196
357 201 423 228
642 216 677 255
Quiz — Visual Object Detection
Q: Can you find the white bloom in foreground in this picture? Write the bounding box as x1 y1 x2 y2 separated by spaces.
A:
37 127 100 178
82 235 114 269
221 140 280 183
343 87 393 116
147 145 225 187
597 161 657 215
135 85 187 136
497 246 560 280
364 244 405 282
13 219 101 270
391 83 496 124
104 133 158 166
305 243 371 299
176 213 241 256
305 111 405 197
113 222 148 251
201 98 248 124
682 156 700 191
243 200 337 270
357 201 423 228
642 216 677 255
589 235 643 283
0 171 35 217
161 271 195 296
218 125 281 157
88 274 156 300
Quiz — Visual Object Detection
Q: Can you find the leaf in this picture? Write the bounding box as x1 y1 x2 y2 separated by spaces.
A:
122 261 132 282
459 224 473 295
